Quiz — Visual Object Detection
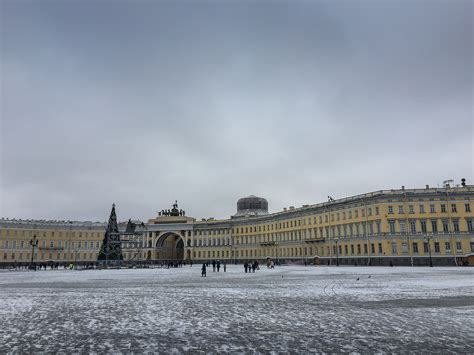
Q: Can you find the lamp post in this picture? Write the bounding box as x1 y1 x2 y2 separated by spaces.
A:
424 234 433 267
29 235 38 270
335 237 339 266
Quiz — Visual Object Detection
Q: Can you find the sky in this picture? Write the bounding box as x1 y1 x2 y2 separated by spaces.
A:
1 0 472 222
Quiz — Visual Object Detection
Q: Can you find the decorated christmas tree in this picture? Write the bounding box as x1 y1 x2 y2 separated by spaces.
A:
97 204 123 262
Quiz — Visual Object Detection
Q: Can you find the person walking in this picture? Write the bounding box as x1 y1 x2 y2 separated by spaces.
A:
201 263 207 277
223 262 227 272
217 260 221 272
212 260 216 272
244 262 248 273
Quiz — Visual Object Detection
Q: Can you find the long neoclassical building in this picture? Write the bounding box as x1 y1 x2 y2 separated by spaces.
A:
1 183 474 266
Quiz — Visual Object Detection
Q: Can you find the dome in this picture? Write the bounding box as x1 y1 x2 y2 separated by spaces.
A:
234 195 268 216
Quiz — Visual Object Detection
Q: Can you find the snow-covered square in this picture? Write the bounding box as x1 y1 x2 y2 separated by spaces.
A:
1 265 473 353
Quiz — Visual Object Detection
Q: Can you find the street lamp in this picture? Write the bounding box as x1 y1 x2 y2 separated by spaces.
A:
29 235 38 270
424 234 433 267
335 237 339 266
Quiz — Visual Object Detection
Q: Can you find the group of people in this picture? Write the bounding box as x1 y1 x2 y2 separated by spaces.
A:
164 260 184 268
201 260 226 277
244 261 260 273
200 259 280 276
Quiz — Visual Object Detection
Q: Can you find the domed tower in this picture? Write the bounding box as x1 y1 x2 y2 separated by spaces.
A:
234 195 269 217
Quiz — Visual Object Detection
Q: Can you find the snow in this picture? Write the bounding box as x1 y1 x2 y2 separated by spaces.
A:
1 266 473 353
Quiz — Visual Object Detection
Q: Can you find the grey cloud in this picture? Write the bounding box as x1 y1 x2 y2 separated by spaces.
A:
1 0 472 221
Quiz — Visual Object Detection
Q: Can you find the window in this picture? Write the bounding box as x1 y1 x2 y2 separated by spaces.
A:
409 205 414 214
453 220 459 232
355 210 359 218
445 242 451 251
443 221 449 233
375 207 379 215
388 206 393 214
351 245 354 255
399 205 404 214
441 204 446 213
467 220 473 232
391 242 397 254
371 243 375 254
451 204 457 213
402 242 408 254
378 243 382 253
412 242 419 253
431 220 438 233
400 221 406 233
376 221 381 234
434 242 440 253
357 244 361 254
421 221 427 233
419 204 425 213
430 204 435 213
368 208 372 216
389 221 396 234
465 204 471 213
423 242 429 253
410 221 417 234
456 241 462 251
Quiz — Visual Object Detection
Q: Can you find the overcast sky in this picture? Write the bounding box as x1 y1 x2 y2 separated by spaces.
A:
1 0 472 222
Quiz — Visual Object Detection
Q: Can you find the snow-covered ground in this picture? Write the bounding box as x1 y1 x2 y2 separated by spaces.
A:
1 266 473 353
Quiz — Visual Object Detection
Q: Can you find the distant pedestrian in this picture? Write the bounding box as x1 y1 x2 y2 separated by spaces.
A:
223 262 227 272
217 260 221 272
201 263 207 277
212 260 216 272
244 262 248 273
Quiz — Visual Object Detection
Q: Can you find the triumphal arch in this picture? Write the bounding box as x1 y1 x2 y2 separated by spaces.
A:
146 201 194 261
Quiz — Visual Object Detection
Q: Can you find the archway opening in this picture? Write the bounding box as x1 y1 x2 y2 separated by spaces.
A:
156 232 185 261
176 238 184 260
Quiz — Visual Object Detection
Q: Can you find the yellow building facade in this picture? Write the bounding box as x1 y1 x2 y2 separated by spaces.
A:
1 184 474 267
